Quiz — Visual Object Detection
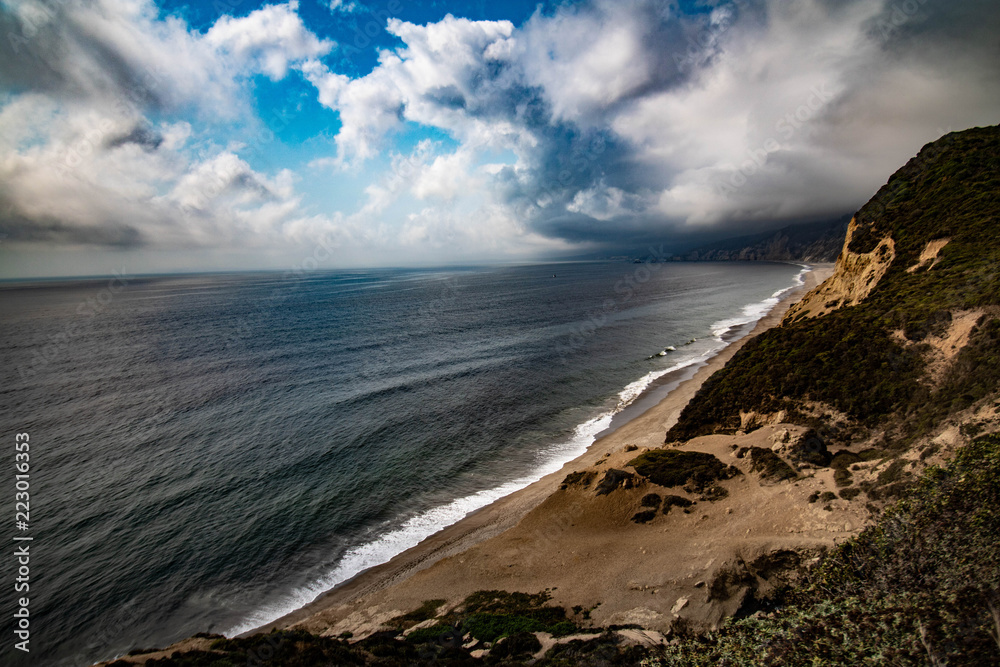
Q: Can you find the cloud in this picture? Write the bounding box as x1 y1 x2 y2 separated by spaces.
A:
306 0 1000 251
0 0 333 113
0 1 344 256
1 0 229 116
2 0 1000 273
0 92 304 250
206 1 333 81
328 0 360 13
304 14 522 163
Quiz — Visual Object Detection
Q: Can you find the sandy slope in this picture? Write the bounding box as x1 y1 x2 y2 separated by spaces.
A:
250 265 857 639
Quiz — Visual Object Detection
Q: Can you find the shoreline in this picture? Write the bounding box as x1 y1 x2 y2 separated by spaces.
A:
247 263 834 637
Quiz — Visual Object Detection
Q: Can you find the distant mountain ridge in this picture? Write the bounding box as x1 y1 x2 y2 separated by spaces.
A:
671 217 849 262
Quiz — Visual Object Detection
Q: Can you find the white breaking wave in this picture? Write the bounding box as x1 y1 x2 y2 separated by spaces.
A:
224 265 810 637
222 408 616 637
709 265 808 340
616 355 712 410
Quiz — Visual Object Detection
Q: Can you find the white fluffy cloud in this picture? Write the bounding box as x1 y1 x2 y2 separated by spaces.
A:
0 92 310 249
304 14 521 162
306 0 1000 249
206 1 332 81
0 0 344 256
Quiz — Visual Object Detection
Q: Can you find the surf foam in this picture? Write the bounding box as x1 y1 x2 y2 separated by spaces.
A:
710 265 808 340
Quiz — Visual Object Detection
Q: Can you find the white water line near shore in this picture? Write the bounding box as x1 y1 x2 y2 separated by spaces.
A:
223 264 811 637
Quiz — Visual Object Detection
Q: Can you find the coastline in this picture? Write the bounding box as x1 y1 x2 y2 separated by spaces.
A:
246 263 836 637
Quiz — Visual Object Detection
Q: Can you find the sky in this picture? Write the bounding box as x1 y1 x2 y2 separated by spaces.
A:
0 0 998 278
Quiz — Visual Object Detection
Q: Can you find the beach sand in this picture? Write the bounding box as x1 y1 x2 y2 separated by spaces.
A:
248 263 852 638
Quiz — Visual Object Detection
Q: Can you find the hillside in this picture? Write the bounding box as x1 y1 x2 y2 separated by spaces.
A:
100 126 1000 666
670 217 849 262
667 125 1000 446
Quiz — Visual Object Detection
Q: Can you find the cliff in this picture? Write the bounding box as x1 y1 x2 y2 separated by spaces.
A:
668 124 1000 444
781 217 895 321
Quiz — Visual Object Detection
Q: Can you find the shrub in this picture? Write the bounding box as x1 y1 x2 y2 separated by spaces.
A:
747 447 797 482
628 450 731 490
595 469 636 495
640 493 662 508
839 487 862 501
391 598 445 628
631 510 657 524
662 495 695 514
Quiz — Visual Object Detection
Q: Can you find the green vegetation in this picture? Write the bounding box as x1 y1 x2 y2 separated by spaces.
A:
628 449 737 490
910 318 1000 437
662 494 695 514
594 468 636 495
666 314 925 440
446 590 576 643
640 492 662 508
786 430 831 466
648 434 1000 665
668 126 1000 443
390 598 445 629
746 447 797 482
487 632 542 660
108 630 366 667
631 509 658 523
559 470 595 490
401 623 455 644
839 487 862 501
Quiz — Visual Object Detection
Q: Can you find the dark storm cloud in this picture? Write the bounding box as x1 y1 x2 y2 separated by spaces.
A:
500 0 1000 250
317 0 1000 253
0 208 145 248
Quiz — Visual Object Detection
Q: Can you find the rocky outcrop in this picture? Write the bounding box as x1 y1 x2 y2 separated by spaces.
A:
782 217 895 323
906 237 950 273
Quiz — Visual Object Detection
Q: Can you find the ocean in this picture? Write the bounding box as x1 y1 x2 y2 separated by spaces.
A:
0 260 805 665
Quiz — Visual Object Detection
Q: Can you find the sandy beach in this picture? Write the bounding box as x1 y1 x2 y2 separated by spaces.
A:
239 263 844 639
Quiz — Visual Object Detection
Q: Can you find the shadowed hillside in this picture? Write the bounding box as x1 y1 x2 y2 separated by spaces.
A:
670 217 849 263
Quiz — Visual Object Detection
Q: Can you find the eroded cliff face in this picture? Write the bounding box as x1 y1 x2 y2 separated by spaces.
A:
782 218 895 323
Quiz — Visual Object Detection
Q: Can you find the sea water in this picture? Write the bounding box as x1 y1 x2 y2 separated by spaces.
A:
0 260 805 665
